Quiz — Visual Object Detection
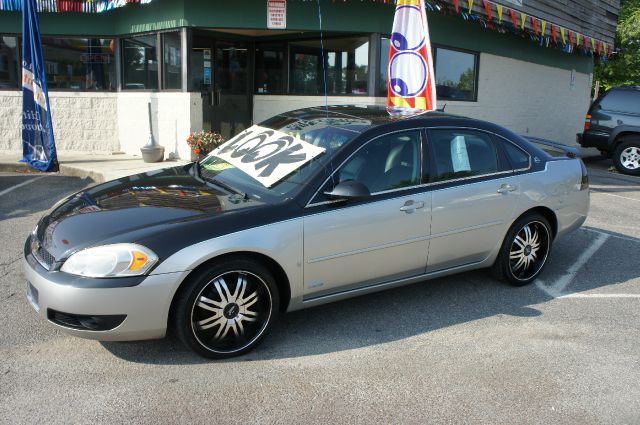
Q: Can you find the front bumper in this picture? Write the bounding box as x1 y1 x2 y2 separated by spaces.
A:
23 253 184 341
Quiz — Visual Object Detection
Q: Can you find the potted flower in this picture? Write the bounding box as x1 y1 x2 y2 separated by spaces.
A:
187 130 226 161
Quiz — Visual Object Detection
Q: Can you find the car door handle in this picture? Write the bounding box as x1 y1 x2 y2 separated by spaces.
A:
497 184 517 194
400 200 425 213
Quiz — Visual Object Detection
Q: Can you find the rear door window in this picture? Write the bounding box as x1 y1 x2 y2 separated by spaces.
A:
428 129 506 182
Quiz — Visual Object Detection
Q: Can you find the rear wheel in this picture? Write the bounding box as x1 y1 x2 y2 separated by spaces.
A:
174 258 279 359
492 213 552 286
613 139 640 176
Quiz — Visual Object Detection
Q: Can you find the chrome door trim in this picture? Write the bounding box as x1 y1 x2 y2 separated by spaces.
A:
305 126 532 208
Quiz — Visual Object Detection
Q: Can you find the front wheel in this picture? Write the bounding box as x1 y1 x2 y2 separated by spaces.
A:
492 213 552 286
613 139 640 176
174 258 279 359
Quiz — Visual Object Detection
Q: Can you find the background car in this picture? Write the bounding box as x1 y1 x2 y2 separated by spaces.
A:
577 85 640 175
24 106 590 359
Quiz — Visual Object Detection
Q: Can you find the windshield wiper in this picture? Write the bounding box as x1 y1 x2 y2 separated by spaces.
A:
199 169 248 201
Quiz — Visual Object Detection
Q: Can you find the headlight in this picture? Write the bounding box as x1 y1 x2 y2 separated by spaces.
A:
61 244 158 278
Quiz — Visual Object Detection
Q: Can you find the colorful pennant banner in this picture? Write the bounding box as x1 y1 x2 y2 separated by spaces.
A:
0 0 153 13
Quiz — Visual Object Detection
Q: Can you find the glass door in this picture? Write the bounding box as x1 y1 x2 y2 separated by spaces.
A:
212 40 251 138
192 37 252 139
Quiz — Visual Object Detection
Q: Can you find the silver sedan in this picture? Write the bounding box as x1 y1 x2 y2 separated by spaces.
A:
24 105 589 358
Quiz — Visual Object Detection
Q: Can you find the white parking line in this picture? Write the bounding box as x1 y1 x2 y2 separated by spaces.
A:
536 232 609 298
0 175 46 197
581 226 640 244
591 190 640 203
559 293 640 298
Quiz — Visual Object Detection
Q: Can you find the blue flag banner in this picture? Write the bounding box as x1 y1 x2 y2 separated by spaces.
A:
22 0 58 172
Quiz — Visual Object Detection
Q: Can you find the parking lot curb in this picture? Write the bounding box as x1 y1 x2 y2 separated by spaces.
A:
0 159 101 182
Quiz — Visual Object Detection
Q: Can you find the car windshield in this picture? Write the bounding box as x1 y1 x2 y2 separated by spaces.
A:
198 114 366 202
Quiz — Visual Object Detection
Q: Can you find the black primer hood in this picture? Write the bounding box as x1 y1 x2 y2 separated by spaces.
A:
35 164 287 262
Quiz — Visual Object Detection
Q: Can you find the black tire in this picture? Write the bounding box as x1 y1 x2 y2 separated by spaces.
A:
613 139 640 176
492 213 552 286
174 257 279 359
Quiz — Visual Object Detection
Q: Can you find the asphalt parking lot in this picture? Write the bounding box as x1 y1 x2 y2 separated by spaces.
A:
1 158 639 424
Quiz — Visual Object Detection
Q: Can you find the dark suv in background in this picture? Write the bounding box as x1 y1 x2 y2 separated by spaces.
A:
577 86 640 176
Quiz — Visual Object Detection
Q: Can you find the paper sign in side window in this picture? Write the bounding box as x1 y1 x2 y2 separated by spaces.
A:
451 135 471 173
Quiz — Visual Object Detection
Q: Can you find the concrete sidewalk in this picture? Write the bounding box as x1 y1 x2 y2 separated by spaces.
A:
0 151 190 183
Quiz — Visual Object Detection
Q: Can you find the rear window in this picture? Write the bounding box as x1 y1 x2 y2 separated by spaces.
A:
597 90 640 114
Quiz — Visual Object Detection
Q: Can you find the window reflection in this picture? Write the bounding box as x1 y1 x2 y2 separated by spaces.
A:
435 47 477 101
289 36 369 95
122 35 158 90
40 37 115 91
255 45 284 94
379 42 478 101
0 36 19 89
379 37 390 96
162 32 182 90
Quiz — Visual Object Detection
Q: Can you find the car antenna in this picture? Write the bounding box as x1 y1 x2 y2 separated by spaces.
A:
317 0 329 117
437 103 447 112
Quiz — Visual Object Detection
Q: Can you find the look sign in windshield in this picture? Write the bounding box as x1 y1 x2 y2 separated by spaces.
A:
210 125 326 187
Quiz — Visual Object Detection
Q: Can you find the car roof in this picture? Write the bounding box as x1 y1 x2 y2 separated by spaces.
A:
276 104 527 141
281 104 457 123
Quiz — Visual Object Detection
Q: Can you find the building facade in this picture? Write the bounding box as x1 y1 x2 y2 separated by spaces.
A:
0 0 620 160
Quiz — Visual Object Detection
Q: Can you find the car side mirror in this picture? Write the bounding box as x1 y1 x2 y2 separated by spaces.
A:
324 180 370 201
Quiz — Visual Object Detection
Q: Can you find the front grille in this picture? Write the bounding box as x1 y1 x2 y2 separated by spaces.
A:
31 236 55 270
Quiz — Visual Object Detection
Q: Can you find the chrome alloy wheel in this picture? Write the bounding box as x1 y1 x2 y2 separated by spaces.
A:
190 271 272 354
509 221 550 281
619 146 640 170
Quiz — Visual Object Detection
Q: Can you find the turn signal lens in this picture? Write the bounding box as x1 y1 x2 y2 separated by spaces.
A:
584 114 591 131
61 244 158 278
129 251 149 271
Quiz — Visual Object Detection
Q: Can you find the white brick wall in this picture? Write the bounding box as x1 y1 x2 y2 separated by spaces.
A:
253 53 593 146
0 91 200 159
0 91 119 153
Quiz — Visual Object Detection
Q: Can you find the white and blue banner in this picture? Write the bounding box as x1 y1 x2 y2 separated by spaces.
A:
21 0 58 172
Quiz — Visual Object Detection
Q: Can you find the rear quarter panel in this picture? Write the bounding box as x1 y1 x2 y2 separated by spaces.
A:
514 159 589 238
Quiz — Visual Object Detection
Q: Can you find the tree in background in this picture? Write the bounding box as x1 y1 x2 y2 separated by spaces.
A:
593 0 640 91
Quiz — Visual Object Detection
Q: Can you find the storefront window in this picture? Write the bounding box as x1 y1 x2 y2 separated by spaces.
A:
0 36 19 89
255 45 284 94
379 41 478 101
162 32 182 90
122 35 158 90
378 37 390 96
289 36 369 95
39 37 115 91
434 47 478 101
